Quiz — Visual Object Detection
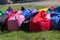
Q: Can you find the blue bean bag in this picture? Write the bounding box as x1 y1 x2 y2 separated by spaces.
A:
54 6 60 14
50 7 60 30
50 12 60 30
21 7 37 20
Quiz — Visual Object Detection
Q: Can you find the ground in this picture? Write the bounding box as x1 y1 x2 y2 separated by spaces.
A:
0 30 60 40
0 5 60 40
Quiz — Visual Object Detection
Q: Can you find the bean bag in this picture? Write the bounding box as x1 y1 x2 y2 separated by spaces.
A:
13 10 18 14
6 11 25 31
50 10 60 30
47 6 55 14
54 6 60 14
21 20 30 32
0 14 8 32
50 15 60 30
21 7 37 20
38 8 48 12
47 8 54 14
20 7 37 31
0 10 4 16
28 8 37 14
29 10 50 32
5 7 13 15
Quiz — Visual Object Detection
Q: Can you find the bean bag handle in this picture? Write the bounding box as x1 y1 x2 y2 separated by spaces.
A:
21 6 25 11
40 10 46 19
7 7 13 11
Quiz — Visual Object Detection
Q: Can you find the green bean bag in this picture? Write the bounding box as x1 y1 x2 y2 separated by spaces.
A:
0 10 4 16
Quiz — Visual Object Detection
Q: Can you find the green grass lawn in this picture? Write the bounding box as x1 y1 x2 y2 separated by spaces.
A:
0 5 46 11
0 30 60 40
0 5 60 40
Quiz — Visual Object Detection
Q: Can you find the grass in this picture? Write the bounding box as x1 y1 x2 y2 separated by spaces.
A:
0 30 60 40
0 5 60 40
0 5 46 11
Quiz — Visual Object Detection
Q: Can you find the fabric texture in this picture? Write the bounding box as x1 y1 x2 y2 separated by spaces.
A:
0 14 8 32
5 7 13 15
50 7 60 30
6 11 25 31
29 10 50 32
0 10 4 16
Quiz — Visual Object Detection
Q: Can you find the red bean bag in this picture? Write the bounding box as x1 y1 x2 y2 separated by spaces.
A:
29 10 50 32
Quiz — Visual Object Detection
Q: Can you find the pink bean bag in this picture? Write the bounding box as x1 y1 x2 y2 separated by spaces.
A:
6 11 25 31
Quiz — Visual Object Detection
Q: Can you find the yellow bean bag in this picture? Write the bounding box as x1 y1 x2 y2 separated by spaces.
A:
38 8 48 12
